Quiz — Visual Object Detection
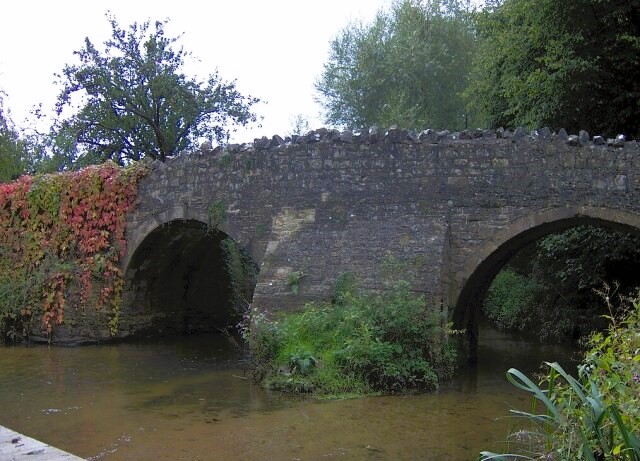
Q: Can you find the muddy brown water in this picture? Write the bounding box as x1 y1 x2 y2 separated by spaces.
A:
0 325 579 461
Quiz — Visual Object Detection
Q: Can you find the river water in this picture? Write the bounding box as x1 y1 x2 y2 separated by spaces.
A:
0 325 579 461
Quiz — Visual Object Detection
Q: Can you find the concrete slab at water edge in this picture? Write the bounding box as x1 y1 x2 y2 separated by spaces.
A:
0 425 85 461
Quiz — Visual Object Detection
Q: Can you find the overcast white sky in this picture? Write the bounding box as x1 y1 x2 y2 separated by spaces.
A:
0 0 390 143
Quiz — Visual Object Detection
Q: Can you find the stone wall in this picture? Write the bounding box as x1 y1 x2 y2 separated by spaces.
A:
117 126 640 347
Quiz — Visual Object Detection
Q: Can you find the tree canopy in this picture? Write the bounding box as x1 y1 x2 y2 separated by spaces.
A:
466 0 640 137
316 0 640 137
53 15 260 165
0 93 48 181
0 94 26 182
315 0 476 131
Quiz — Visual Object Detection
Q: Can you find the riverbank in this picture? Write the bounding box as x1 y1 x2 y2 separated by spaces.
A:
1 425 85 460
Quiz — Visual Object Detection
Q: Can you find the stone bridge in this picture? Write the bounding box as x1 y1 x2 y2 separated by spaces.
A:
107 127 640 355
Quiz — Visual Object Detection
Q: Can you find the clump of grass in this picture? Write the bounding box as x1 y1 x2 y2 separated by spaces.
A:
241 274 456 398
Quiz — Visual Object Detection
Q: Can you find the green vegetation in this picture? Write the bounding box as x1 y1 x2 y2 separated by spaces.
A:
0 163 147 343
51 15 259 166
220 236 258 317
0 93 54 181
483 269 541 332
316 0 476 130
241 275 456 397
206 200 227 232
480 294 640 460
468 0 640 138
483 226 640 342
0 94 29 182
0 14 260 180
286 271 304 295
0 254 51 343
316 0 640 138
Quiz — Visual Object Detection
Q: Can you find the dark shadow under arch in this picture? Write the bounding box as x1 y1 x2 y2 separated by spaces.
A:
122 219 257 338
452 209 640 362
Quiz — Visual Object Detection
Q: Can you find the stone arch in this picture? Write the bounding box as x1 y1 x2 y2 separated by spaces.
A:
121 214 257 338
451 206 640 361
124 205 239 271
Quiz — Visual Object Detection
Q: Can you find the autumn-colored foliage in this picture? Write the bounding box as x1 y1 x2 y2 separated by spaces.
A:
0 162 147 341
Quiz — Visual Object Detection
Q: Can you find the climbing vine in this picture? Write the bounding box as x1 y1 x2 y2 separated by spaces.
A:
0 162 147 342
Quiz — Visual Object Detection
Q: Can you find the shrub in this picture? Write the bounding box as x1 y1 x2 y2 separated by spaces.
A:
483 268 541 332
241 277 456 397
480 294 640 460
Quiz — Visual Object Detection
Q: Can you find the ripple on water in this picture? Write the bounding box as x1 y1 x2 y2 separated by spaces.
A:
0 329 580 460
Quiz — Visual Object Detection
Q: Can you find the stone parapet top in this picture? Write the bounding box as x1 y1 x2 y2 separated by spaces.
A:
188 126 637 160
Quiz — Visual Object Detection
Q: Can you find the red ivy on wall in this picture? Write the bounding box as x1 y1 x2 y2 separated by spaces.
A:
0 162 147 338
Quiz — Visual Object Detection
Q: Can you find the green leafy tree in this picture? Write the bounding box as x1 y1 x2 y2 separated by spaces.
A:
467 0 640 137
315 0 476 130
0 93 28 182
53 15 260 165
0 94 50 181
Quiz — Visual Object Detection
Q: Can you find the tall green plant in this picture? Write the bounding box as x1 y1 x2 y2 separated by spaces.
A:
0 93 29 182
481 364 640 460
480 296 640 460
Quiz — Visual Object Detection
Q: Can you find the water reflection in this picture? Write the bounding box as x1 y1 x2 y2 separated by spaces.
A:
0 325 579 461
